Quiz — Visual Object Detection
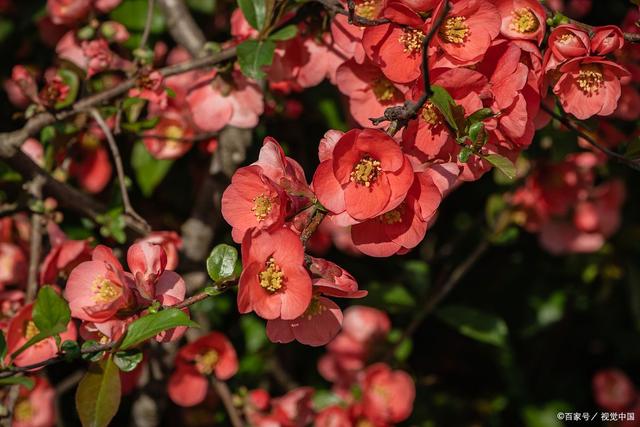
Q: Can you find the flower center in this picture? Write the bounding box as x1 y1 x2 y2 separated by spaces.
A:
91 277 121 303
252 194 273 221
421 102 442 126
372 78 400 103
163 125 184 149
510 8 539 33
23 320 39 340
399 28 424 54
351 156 382 187
14 399 33 422
303 297 327 320
440 16 469 44
577 64 604 95
558 33 575 44
379 204 404 224
195 350 219 375
355 0 377 20
259 257 285 293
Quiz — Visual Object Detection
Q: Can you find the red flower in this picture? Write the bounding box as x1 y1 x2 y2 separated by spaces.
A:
6 303 77 368
359 363 416 424
47 0 91 25
591 25 625 55
0 242 27 289
553 57 631 120
238 228 312 320
40 223 92 285
496 0 546 44
312 128 414 222
142 108 194 160
64 245 132 322
168 332 238 407
12 376 55 427
222 165 288 243
136 231 182 271
593 369 637 412
351 168 445 257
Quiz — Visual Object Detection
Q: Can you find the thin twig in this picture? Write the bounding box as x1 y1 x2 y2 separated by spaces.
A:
385 238 490 360
540 104 640 172
370 1 451 134
90 108 151 232
139 0 155 50
300 208 326 247
25 175 45 302
211 378 243 427
312 0 390 26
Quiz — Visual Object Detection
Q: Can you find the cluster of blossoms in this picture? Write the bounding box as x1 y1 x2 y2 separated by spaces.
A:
508 153 625 254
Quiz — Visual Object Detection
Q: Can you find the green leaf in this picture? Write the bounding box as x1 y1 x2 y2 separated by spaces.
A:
430 85 462 133
119 308 199 350
0 376 34 389
237 0 267 30
130 141 174 197
240 315 267 353
81 340 106 362
33 285 71 334
55 69 79 109
0 331 6 362
187 0 216 13
237 39 276 80
207 244 240 283
468 122 486 145
76 357 122 427
436 305 509 347
484 154 516 180
113 349 143 372
269 25 298 41
466 107 495 125
625 138 640 159
61 340 80 361
110 0 165 33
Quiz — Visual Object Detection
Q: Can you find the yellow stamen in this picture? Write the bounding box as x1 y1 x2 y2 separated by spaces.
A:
24 320 39 340
259 257 285 293
372 78 400 103
399 28 425 54
350 156 382 187
195 350 219 375
577 64 604 96
303 297 327 320
421 102 442 126
379 207 403 224
251 194 273 221
355 0 377 20
91 277 121 303
14 399 33 422
440 16 469 44
510 8 539 33
558 33 575 44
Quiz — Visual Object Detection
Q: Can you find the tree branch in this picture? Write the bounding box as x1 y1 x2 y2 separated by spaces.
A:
211 378 244 427
540 104 640 172
139 0 156 51
157 0 207 57
25 175 45 302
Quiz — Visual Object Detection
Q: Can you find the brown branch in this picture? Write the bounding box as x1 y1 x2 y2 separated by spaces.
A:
300 208 326 247
139 0 156 51
25 175 45 302
370 1 450 135
540 104 640 172
139 131 218 143
312 0 390 26
384 238 490 361
90 108 151 233
211 378 244 427
157 0 207 57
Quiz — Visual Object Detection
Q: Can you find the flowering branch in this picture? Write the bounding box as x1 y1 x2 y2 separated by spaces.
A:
211 378 244 427
313 0 390 26
370 1 451 135
90 108 151 233
25 175 45 302
540 104 640 172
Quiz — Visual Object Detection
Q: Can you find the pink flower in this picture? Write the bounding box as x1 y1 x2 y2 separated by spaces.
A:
47 0 91 25
496 0 546 44
186 69 263 132
6 303 77 368
4 65 38 108
238 228 312 320
553 57 631 120
316 406 352 427
271 387 315 426
136 231 182 271
129 70 167 110
222 165 288 243
335 58 406 127
142 108 194 160
591 25 625 55
359 363 415 424
39 233 92 285
12 376 55 427
312 128 414 222
0 243 27 289
168 332 238 407
0 290 25 331
64 245 132 322
593 369 637 412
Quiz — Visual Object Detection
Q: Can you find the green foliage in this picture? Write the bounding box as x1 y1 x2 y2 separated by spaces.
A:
55 69 79 109
430 85 463 133
269 25 298 41
436 305 509 347
76 357 122 427
237 39 276 80
484 154 516 180
81 341 106 362
240 315 267 353
130 141 174 197
206 244 241 283
96 207 127 244
0 376 34 389
187 0 216 13
109 0 165 33
119 308 199 350
113 349 144 372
